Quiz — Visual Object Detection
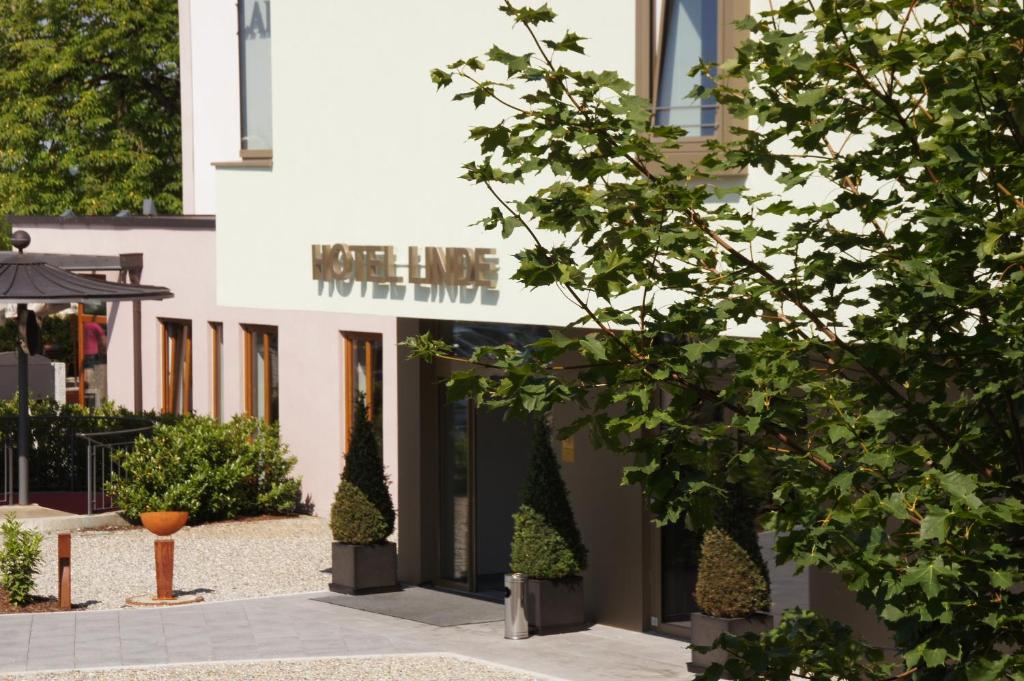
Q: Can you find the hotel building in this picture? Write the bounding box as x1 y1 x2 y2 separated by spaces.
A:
12 0 889 645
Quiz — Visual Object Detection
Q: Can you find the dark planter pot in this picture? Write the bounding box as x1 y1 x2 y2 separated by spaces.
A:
688 611 773 673
328 541 399 595
525 576 585 634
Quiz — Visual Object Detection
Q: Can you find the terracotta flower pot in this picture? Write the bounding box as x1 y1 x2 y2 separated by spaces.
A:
139 511 189 536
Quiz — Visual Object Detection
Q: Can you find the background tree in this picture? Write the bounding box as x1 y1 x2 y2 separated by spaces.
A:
408 1 1024 678
0 0 181 241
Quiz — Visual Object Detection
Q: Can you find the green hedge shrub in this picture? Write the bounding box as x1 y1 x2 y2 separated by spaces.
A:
694 527 769 618
107 415 301 523
330 396 394 544
509 419 587 579
0 513 42 606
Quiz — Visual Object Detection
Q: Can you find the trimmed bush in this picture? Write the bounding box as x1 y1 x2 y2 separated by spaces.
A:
107 415 301 523
0 513 42 606
713 481 770 584
509 418 587 579
330 395 394 544
330 480 391 544
694 527 769 618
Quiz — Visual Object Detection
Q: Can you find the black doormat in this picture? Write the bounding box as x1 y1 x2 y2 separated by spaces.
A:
314 586 503 627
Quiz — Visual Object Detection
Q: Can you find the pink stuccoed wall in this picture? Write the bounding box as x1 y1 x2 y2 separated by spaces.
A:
23 219 399 518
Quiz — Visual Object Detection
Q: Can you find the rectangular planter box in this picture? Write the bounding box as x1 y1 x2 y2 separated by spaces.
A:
688 611 773 673
328 541 399 595
525 577 585 634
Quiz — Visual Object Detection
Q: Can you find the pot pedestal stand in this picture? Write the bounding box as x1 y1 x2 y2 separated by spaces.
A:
126 512 204 608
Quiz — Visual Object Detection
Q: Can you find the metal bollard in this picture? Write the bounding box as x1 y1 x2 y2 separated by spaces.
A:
504 573 529 640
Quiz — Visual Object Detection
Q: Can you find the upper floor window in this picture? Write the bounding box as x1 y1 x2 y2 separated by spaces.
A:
655 0 718 136
239 0 272 153
637 0 748 164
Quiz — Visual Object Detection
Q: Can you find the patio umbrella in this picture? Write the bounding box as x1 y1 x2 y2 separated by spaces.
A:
0 230 173 505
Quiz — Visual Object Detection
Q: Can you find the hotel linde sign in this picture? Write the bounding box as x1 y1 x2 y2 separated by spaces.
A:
311 244 498 288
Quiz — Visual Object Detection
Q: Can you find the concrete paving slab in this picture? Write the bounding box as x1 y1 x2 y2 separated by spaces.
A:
0 591 691 680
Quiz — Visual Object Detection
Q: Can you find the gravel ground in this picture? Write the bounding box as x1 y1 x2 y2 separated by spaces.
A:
31 516 332 609
13 655 542 680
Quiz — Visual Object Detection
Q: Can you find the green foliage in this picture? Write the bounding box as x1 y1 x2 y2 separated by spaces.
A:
0 513 42 607
707 609 891 681
0 396 176 492
107 415 301 524
407 1 1024 677
0 0 181 232
0 315 74 368
329 480 390 545
509 419 586 578
694 528 769 619
330 395 395 544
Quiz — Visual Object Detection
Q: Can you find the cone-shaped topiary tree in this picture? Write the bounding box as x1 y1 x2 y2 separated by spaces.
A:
713 481 770 584
330 395 395 544
694 528 769 618
509 418 588 579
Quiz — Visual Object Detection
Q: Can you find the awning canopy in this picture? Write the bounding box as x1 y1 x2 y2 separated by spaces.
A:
0 252 123 272
0 256 172 304
0 231 171 305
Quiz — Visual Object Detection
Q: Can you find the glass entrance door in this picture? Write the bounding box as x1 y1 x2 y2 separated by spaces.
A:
439 393 473 589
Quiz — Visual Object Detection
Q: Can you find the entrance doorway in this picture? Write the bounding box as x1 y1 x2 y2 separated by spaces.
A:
437 393 532 595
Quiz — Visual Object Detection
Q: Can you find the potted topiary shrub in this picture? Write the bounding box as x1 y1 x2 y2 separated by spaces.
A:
689 527 773 672
510 418 588 634
328 395 398 594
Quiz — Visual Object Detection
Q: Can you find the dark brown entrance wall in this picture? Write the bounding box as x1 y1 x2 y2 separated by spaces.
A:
552 406 648 631
394 318 648 630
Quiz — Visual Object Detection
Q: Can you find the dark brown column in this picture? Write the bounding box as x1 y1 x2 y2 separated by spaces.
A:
120 254 144 412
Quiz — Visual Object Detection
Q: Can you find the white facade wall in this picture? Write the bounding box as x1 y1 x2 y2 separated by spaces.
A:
192 0 642 326
180 0 242 215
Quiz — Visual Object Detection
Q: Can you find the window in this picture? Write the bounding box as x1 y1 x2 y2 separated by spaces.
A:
238 0 272 153
210 322 223 421
75 301 108 408
160 320 192 415
636 0 748 164
342 333 383 450
243 325 278 423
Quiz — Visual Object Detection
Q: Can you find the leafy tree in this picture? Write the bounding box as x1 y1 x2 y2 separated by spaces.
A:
509 418 587 578
0 0 181 238
331 395 395 543
408 1 1024 678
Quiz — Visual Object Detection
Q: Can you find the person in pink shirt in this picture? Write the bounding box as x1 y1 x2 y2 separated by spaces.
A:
82 320 107 404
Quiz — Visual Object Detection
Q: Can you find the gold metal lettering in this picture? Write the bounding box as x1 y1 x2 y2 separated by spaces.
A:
446 248 473 286
473 248 498 288
383 246 402 283
408 247 427 284
330 244 350 279
425 247 446 284
311 244 330 280
313 243 499 289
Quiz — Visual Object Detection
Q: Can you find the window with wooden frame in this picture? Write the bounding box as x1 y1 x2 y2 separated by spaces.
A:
636 0 749 166
342 333 383 451
210 322 224 421
160 320 192 415
243 325 278 423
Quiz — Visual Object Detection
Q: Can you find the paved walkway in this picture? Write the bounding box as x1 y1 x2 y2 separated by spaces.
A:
0 592 690 680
